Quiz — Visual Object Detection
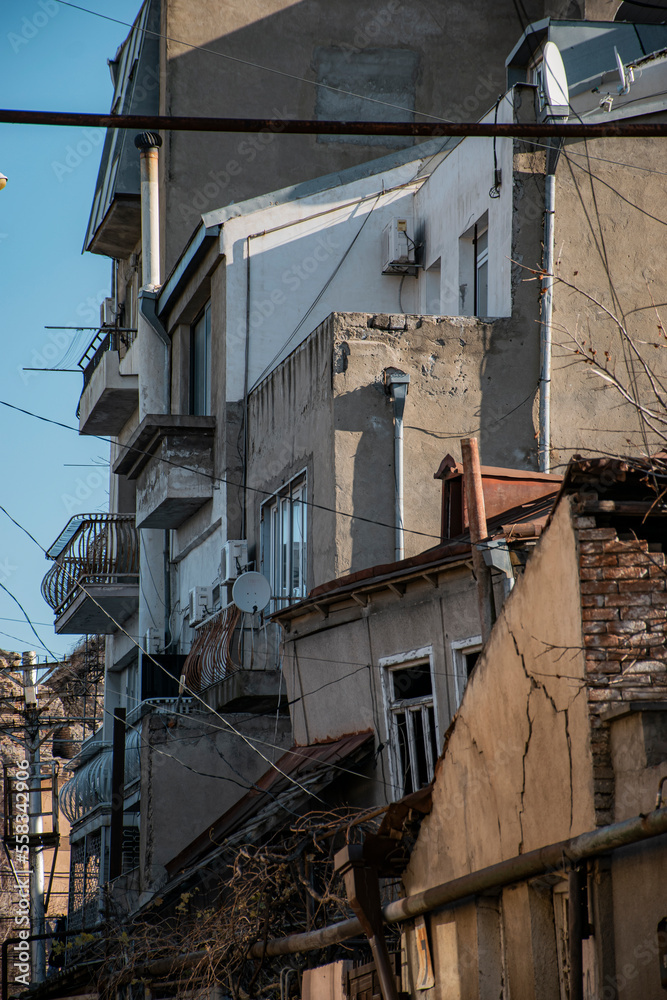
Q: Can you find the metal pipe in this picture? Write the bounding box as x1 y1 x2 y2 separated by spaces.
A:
251 805 667 958
461 437 495 641
135 132 161 290
108 708 126 881
568 867 585 1000
5 109 667 138
22 652 45 984
539 171 555 473
385 372 410 561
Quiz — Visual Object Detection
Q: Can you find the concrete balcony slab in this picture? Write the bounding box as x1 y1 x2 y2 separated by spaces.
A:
113 414 216 529
79 349 139 435
54 581 139 634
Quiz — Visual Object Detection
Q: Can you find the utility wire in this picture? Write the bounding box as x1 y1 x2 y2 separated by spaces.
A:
0 398 441 543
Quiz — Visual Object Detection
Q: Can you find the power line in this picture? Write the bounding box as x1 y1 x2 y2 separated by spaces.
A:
0 399 441 543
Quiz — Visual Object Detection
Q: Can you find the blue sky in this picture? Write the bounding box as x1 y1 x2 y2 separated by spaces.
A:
0 0 142 659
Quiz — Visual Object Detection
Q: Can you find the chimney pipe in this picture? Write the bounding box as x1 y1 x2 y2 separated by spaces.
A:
134 131 162 289
461 437 496 641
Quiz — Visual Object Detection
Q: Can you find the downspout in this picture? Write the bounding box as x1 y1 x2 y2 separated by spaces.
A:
538 140 562 473
384 370 410 561
251 803 667 958
134 131 171 650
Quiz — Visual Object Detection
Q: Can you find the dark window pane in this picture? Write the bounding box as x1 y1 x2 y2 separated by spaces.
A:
391 661 432 700
465 650 480 678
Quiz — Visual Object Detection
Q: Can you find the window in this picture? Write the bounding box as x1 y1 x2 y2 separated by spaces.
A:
261 474 307 609
380 647 439 796
459 214 489 317
451 635 483 709
190 302 211 415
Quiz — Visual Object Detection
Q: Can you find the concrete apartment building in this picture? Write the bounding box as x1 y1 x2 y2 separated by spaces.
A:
26 5 667 999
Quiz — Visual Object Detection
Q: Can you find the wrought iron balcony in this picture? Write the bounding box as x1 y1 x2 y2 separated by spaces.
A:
77 327 138 435
41 514 139 634
183 608 284 712
60 728 141 826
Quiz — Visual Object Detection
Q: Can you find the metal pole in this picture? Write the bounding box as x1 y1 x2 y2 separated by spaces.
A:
109 708 126 881
385 372 410 562
22 652 45 984
539 171 556 473
251 804 667 958
5 109 667 138
461 437 495 641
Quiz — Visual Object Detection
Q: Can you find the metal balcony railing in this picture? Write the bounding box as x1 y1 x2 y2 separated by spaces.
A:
41 514 139 617
78 327 137 392
182 609 282 692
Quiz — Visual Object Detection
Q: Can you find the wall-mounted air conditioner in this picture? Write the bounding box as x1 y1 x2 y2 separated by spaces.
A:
188 586 212 625
221 540 248 584
100 297 117 328
381 217 416 275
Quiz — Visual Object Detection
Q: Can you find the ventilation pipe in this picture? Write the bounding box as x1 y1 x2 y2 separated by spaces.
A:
385 369 410 561
461 438 496 641
539 140 563 473
135 131 161 289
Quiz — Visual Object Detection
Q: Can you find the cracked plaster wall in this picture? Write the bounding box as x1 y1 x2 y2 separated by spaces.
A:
401 497 594 998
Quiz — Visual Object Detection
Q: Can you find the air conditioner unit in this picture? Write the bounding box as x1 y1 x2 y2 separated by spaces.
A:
381 217 416 275
145 627 161 655
100 297 117 327
188 586 212 625
221 540 248 584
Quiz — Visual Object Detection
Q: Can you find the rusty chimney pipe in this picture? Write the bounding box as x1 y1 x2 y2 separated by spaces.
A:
461 437 496 641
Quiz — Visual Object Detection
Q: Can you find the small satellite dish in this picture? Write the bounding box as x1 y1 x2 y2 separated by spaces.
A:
541 42 569 121
614 46 634 96
232 572 272 614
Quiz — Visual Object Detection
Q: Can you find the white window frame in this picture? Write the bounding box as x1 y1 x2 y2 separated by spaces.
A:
451 635 483 709
260 471 308 610
379 645 439 798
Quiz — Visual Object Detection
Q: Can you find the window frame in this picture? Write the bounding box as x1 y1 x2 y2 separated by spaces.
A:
451 635 483 709
379 645 440 798
190 301 212 416
260 471 308 611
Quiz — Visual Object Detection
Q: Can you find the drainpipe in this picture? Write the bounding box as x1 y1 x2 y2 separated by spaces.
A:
384 370 410 561
538 141 562 473
460 437 496 641
251 803 667 959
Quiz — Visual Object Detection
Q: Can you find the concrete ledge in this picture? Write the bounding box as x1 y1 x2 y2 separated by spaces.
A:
79 350 139 435
202 669 285 713
113 413 216 478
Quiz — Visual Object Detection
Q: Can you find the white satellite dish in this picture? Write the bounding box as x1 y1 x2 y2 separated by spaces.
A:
232 571 272 614
615 47 634 96
541 42 569 120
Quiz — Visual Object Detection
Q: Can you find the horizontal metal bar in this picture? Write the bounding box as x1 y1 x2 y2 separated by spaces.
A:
251 805 667 958
3 109 667 137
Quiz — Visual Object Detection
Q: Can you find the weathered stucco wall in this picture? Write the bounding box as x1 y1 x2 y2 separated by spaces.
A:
159 0 548 271
139 710 292 886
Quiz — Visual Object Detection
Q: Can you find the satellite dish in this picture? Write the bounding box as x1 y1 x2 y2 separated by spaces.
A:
232 572 272 614
614 47 634 96
541 42 569 120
